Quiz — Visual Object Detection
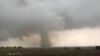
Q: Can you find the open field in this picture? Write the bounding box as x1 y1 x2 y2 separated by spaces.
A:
0 47 100 56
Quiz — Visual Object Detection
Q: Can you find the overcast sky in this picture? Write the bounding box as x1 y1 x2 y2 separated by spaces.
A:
0 0 100 47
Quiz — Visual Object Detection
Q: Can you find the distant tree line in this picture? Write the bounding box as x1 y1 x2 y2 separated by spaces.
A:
0 46 22 49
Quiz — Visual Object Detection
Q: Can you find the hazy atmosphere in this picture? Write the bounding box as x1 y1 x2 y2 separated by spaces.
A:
0 0 100 47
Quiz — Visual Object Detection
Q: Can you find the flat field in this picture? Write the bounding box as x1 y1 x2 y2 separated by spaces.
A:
0 47 100 56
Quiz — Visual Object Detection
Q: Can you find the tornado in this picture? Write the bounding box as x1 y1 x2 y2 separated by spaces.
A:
40 28 51 47
0 0 63 47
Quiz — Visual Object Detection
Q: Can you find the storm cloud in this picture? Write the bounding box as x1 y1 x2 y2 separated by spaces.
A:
49 0 100 29
0 0 62 40
0 0 100 47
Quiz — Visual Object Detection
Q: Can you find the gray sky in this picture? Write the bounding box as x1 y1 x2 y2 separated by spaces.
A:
0 0 62 40
0 0 100 47
51 0 100 29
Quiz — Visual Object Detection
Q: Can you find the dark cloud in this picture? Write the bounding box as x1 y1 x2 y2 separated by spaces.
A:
52 0 100 29
0 0 62 40
0 0 100 41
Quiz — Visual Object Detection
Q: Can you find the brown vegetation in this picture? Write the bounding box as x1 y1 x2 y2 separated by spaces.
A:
0 47 100 56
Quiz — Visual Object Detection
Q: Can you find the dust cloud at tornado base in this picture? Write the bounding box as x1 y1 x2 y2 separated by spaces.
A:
0 0 100 47
0 27 100 47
